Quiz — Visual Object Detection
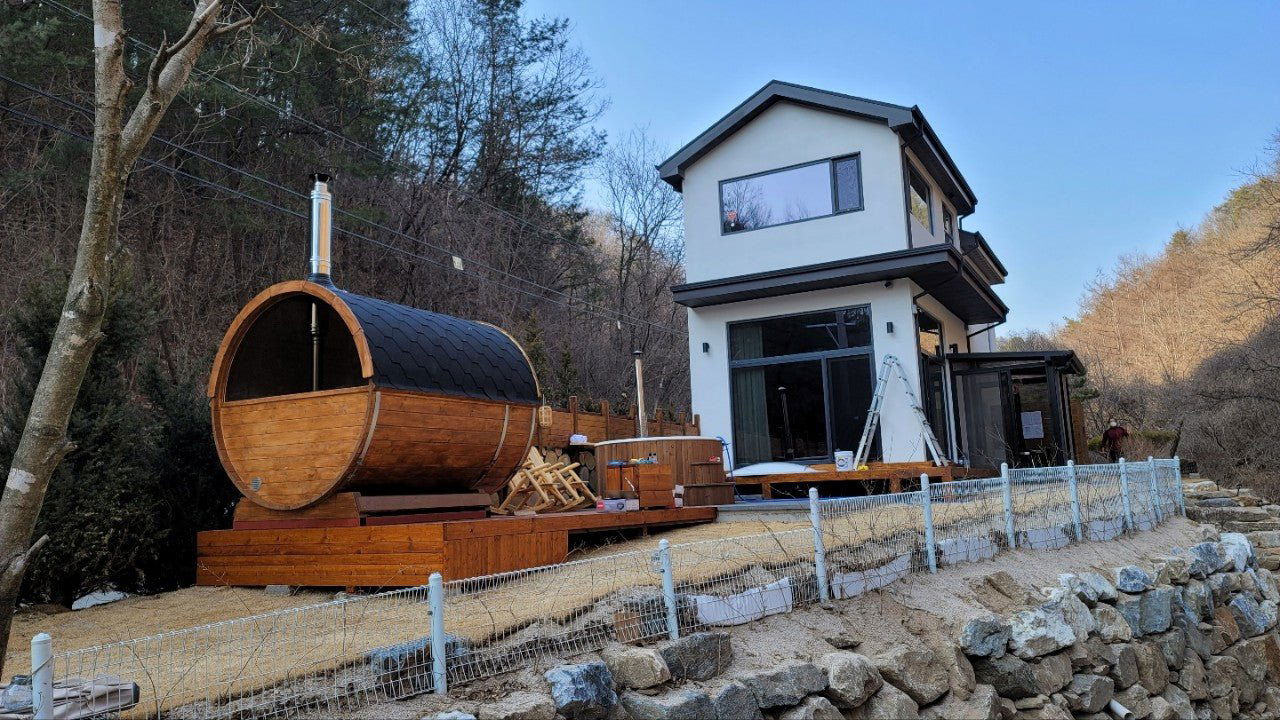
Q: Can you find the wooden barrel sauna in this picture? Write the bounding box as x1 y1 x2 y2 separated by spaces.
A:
593 436 725 488
207 279 541 510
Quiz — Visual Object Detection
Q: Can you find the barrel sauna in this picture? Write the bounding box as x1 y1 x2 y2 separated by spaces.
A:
207 279 541 510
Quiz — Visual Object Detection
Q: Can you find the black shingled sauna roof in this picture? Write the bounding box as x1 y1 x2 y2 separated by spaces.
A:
332 286 540 405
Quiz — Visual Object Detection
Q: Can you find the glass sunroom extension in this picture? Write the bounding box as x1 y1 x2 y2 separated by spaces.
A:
728 306 878 465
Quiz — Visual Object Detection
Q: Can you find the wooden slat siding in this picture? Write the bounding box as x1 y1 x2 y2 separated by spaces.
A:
364 511 487 526
231 519 364 531
234 494 361 524
356 494 490 513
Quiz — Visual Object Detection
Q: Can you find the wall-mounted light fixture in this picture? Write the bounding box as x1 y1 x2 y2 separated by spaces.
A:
886 321 894 334
702 342 710 354
949 343 959 355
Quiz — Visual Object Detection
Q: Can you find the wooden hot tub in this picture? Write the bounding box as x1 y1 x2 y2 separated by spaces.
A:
592 436 725 488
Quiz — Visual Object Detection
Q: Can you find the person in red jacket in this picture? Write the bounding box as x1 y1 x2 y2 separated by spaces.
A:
1101 419 1129 463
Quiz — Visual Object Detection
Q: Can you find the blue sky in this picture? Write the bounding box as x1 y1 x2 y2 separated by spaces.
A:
524 0 1280 333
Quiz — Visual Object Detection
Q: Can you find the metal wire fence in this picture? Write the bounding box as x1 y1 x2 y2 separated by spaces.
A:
32 458 1183 719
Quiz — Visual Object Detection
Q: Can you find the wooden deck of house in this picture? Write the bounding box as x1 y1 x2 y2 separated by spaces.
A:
732 462 996 499
195 506 717 589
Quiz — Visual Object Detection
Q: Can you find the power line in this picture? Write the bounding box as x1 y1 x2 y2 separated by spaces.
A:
0 72 681 336
0 101 688 337
38 1 686 337
42 0 639 290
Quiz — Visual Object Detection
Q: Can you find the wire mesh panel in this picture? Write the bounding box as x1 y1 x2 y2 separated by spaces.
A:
927 477 1006 565
1152 459 1182 518
818 492 925 599
1007 467 1075 550
52 585 435 719
1073 463 1129 541
669 529 818 630
440 549 663 684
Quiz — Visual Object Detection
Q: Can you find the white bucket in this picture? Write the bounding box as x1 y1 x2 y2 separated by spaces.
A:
834 451 854 471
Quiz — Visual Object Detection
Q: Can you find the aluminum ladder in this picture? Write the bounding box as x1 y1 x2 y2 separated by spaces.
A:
852 354 949 469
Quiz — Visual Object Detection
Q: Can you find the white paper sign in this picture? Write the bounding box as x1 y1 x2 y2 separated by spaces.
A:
1020 411 1045 439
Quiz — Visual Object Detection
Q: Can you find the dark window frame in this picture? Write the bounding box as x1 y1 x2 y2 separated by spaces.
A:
907 163 933 233
718 153 864 236
726 304 877 465
943 207 954 244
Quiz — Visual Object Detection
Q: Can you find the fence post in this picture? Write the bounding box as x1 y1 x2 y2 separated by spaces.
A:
428 572 447 695
1147 456 1162 525
808 488 831 602
1118 457 1134 533
31 632 52 720
921 474 938 573
1001 463 1016 550
657 539 679 640
1174 455 1186 516
1067 460 1083 542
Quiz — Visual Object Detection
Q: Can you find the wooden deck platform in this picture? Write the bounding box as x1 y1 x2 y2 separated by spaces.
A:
733 462 995 499
195 506 716 589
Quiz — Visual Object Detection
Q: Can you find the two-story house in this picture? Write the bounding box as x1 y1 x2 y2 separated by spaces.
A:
659 81 1083 470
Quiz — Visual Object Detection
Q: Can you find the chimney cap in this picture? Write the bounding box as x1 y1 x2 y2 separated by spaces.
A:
310 172 332 184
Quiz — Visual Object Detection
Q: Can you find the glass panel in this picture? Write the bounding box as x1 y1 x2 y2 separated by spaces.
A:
921 356 950 456
908 166 932 231
828 355 878 461
833 156 862 212
721 161 833 232
731 361 828 463
1011 373 1062 467
958 371 1006 469
916 310 942 358
730 307 871 360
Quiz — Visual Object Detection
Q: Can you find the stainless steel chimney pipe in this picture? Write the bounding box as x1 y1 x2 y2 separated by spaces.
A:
309 173 333 279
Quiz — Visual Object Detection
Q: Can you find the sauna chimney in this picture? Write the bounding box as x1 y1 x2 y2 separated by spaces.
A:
308 173 332 282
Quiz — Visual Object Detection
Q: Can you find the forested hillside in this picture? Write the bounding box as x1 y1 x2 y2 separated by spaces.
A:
0 0 687 603
1010 141 1280 491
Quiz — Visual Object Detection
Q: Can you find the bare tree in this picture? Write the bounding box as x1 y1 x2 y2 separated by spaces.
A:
0 0 252 673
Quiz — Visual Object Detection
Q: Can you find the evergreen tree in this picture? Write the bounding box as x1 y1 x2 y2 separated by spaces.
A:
0 270 164 608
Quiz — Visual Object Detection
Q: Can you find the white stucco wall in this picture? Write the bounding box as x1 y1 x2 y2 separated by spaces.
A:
680 102 909 284
903 147 955 248
686 281 932 467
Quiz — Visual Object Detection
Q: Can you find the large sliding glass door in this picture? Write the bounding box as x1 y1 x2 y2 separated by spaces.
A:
953 364 1070 469
729 307 877 466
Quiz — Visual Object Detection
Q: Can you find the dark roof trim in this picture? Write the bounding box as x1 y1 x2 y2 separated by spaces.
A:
948 350 1085 375
672 244 1007 323
959 229 1008 285
656 80 977 214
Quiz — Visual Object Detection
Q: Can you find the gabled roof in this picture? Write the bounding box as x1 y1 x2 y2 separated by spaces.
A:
657 80 978 215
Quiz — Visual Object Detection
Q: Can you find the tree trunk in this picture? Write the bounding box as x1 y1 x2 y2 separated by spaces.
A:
0 0 250 676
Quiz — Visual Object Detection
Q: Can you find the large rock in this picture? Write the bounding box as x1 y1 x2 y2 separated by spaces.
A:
1228 636 1269 705
620 690 715 720
1092 604 1133 642
819 652 882 708
920 685 1000 720
1220 532 1256 571
948 646 977 696
1139 586 1175 635
711 681 762 720
1058 574 1100 606
1229 594 1271 636
1149 628 1186 670
1113 593 1143 637
1112 684 1152 719
741 662 828 709
958 615 1010 658
873 645 948 706
1176 650 1208 700
1033 652 1074 696
1255 568 1280 602
1181 579 1213 621
1188 506 1271 527
1007 605 1076 658
1190 541 1231 574
1078 572 1119 602
476 692 556 720
1205 655 1242 699
544 663 618 720
1153 557 1190 585
846 683 919 720
777 696 842 720
1132 641 1169 695
604 647 671 689
660 632 733 681
1107 643 1139 690
1160 685 1193 719
433 712 476 720
1064 673 1114 714
971 654 1039 700
1114 566 1154 593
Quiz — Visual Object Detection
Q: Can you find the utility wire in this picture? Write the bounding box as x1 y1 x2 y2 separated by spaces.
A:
44 0 611 258
38 1 686 336
0 101 688 336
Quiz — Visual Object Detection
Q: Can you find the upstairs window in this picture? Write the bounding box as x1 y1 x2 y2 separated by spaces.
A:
908 165 932 232
943 208 954 243
720 154 862 234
